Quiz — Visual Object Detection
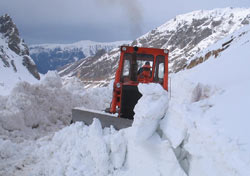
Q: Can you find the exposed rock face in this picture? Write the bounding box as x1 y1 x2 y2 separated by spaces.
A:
0 14 40 80
22 55 40 80
59 8 250 87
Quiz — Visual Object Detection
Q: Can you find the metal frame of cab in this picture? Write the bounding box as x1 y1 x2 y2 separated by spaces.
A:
109 46 169 115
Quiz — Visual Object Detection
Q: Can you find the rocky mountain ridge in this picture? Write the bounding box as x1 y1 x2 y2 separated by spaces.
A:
133 7 250 72
0 14 40 94
0 14 40 80
30 40 130 74
58 7 250 88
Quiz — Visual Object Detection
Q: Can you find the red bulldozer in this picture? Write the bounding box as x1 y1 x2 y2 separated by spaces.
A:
72 46 169 129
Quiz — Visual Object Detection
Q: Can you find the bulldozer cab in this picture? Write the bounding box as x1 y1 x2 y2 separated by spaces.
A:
110 46 169 119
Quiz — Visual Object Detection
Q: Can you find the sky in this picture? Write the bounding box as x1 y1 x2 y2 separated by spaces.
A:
0 0 250 45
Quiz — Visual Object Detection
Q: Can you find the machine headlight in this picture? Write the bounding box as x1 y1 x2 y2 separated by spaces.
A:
121 46 127 51
116 83 121 88
164 49 169 54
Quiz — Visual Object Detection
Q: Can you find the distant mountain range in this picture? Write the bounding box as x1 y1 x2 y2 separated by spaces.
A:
0 14 40 94
29 40 131 74
58 7 250 88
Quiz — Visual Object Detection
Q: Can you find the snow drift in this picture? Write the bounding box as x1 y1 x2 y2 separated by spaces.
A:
0 71 112 141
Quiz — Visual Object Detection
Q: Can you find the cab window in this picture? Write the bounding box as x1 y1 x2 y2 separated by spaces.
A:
158 62 164 79
154 55 165 82
122 59 130 76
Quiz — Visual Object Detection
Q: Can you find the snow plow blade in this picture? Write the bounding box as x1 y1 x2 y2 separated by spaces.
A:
72 107 133 130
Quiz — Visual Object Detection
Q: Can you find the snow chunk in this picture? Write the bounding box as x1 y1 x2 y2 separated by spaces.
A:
134 83 168 120
110 130 127 169
87 119 110 175
41 71 62 88
10 122 122 176
123 132 187 176
119 83 186 176
0 72 86 141
132 83 168 141
160 104 189 148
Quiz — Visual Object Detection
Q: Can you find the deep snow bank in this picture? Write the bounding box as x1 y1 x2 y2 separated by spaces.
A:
132 83 169 141
0 72 84 141
123 83 186 176
0 71 112 141
160 25 250 176
0 83 187 176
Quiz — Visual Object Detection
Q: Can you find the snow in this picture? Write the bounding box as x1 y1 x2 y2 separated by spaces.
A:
30 40 131 52
0 34 39 96
181 25 250 151
0 71 113 141
121 84 186 176
1 10 250 176
161 24 250 175
0 72 81 141
157 7 250 33
132 83 168 141
135 7 250 74
0 82 187 176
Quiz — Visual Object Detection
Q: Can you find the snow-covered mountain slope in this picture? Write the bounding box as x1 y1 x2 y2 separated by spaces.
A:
59 7 250 88
134 7 250 72
165 23 250 176
0 14 40 95
1 22 250 176
30 40 131 74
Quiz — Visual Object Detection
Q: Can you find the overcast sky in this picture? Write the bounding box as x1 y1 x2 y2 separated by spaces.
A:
1 0 250 44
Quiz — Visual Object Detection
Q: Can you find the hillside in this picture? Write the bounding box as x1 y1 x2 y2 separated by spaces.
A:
0 14 40 95
30 40 131 74
59 8 250 88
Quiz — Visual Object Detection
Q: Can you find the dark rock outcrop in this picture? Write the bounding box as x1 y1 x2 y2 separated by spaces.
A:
0 14 40 80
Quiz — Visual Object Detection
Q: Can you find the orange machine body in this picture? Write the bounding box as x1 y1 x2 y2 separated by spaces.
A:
109 46 169 118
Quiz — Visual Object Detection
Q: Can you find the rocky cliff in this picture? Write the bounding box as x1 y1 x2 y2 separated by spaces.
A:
0 14 40 80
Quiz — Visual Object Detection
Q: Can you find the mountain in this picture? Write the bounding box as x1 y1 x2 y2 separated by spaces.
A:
0 14 40 95
29 40 131 74
59 7 250 87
